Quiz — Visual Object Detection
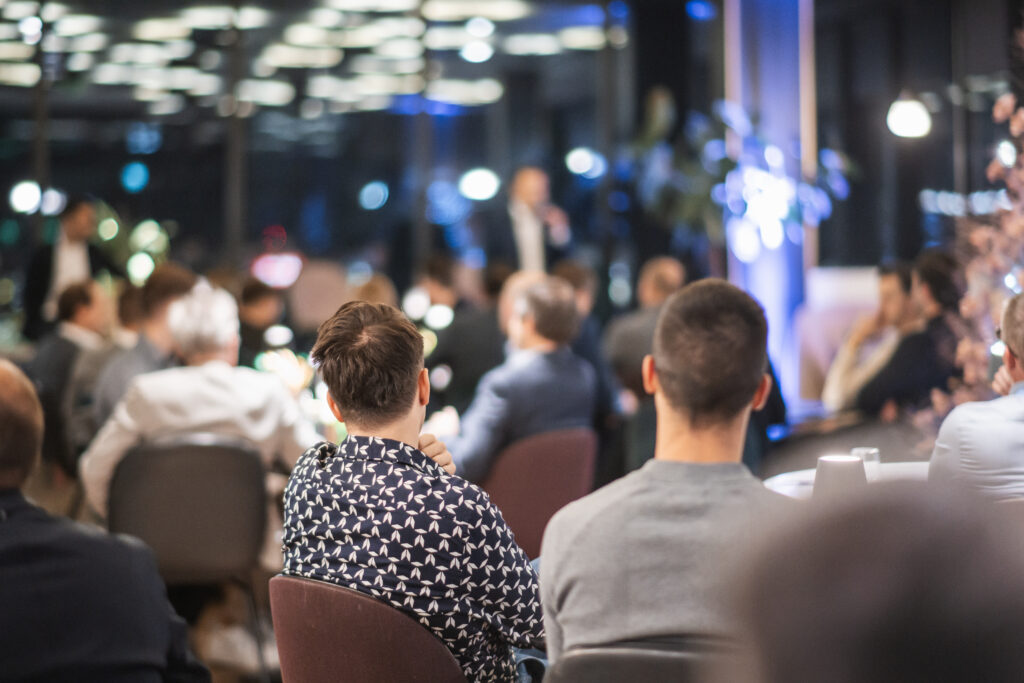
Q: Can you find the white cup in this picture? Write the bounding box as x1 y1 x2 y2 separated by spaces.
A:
851 447 881 482
814 454 867 499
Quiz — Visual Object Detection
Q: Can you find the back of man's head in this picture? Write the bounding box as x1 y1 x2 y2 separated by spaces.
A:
878 261 913 294
166 281 239 360
141 263 198 320
312 301 424 429
1001 292 1024 359
57 281 96 324
638 257 686 308
913 250 962 313
0 360 44 490
422 253 456 290
735 483 1024 683
516 276 581 345
653 279 767 426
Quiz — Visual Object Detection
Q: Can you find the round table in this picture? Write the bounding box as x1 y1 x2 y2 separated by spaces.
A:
763 461 930 499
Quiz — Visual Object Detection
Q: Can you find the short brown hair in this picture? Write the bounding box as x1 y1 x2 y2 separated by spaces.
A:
56 281 95 323
516 276 580 345
552 260 597 297
913 249 962 312
0 360 44 488
653 279 767 425
240 277 280 307
141 262 197 317
312 301 424 428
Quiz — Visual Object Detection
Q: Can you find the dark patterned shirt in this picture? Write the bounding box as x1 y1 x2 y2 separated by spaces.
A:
282 436 544 682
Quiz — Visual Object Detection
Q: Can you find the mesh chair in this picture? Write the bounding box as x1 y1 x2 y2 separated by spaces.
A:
107 433 270 679
480 427 598 559
269 575 467 683
544 637 735 683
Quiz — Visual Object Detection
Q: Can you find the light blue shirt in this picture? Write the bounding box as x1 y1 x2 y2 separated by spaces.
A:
929 382 1024 499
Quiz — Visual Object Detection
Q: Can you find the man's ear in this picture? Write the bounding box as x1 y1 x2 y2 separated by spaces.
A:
417 367 430 406
1005 347 1018 372
751 373 772 412
641 355 659 396
326 392 345 424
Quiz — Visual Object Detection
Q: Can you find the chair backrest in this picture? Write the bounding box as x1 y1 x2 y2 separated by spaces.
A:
480 427 597 559
107 433 267 584
544 637 734 683
269 575 467 683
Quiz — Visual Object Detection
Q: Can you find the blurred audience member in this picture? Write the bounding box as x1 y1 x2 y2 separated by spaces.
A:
283 301 543 682
24 280 113 476
65 285 147 455
93 263 197 427
488 166 572 272
822 262 918 412
80 281 319 523
0 360 209 682
930 292 1024 495
552 260 621 423
237 278 285 368
603 256 686 398
423 253 505 414
734 483 1024 683
352 272 399 307
113 284 145 349
540 280 787 663
856 250 966 417
22 195 123 342
434 276 595 482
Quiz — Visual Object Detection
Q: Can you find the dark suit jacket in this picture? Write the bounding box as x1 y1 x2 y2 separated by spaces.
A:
22 242 123 341
481 201 572 270
449 346 597 482
23 332 81 475
0 489 209 683
427 302 506 415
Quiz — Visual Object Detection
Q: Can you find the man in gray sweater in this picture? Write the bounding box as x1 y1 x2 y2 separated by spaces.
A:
539 279 790 662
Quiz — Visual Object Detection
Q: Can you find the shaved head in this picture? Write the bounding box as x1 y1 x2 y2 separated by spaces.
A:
0 361 44 489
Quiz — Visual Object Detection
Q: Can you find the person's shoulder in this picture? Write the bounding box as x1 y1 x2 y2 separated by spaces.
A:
545 472 645 542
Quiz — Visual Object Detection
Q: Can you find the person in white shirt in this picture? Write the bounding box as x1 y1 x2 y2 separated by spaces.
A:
821 263 919 412
485 167 572 273
22 195 123 341
79 281 320 567
929 292 1024 497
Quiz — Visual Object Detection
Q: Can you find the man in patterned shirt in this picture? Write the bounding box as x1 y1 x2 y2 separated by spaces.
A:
282 301 544 682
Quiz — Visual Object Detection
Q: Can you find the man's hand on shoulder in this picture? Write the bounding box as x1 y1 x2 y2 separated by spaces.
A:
418 433 456 475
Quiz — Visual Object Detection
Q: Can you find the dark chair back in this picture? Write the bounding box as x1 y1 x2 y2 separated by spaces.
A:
107 434 267 584
544 637 734 683
481 427 597 559
269 575 467 683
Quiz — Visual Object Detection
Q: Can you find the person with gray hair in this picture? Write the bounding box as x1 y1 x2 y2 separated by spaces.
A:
79 280 320 535
929 291 1024 496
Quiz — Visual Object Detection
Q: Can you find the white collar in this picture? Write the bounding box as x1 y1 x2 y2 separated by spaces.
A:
58 322 107 351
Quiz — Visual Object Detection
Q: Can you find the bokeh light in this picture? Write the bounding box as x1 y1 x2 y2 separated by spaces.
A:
458 168 500 201
359 181 390 210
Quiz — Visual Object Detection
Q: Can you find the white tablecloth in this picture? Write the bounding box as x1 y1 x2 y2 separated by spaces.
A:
763 461 930 499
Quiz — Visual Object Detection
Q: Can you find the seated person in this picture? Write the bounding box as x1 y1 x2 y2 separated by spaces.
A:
282 301 544 682
0 360 208 682
79 281 319 522
539 280 789 663
24 280 114 476
603 256 685 399
734 483 1024 683
93 263 198 426
929 292 1024 496
438 275 596 482
822 262 919 412
238 277 285 368
856 250 966 417
422 253 506 414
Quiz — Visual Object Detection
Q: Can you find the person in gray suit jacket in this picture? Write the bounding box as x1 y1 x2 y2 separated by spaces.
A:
0 360 208 682
435 275 596 482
